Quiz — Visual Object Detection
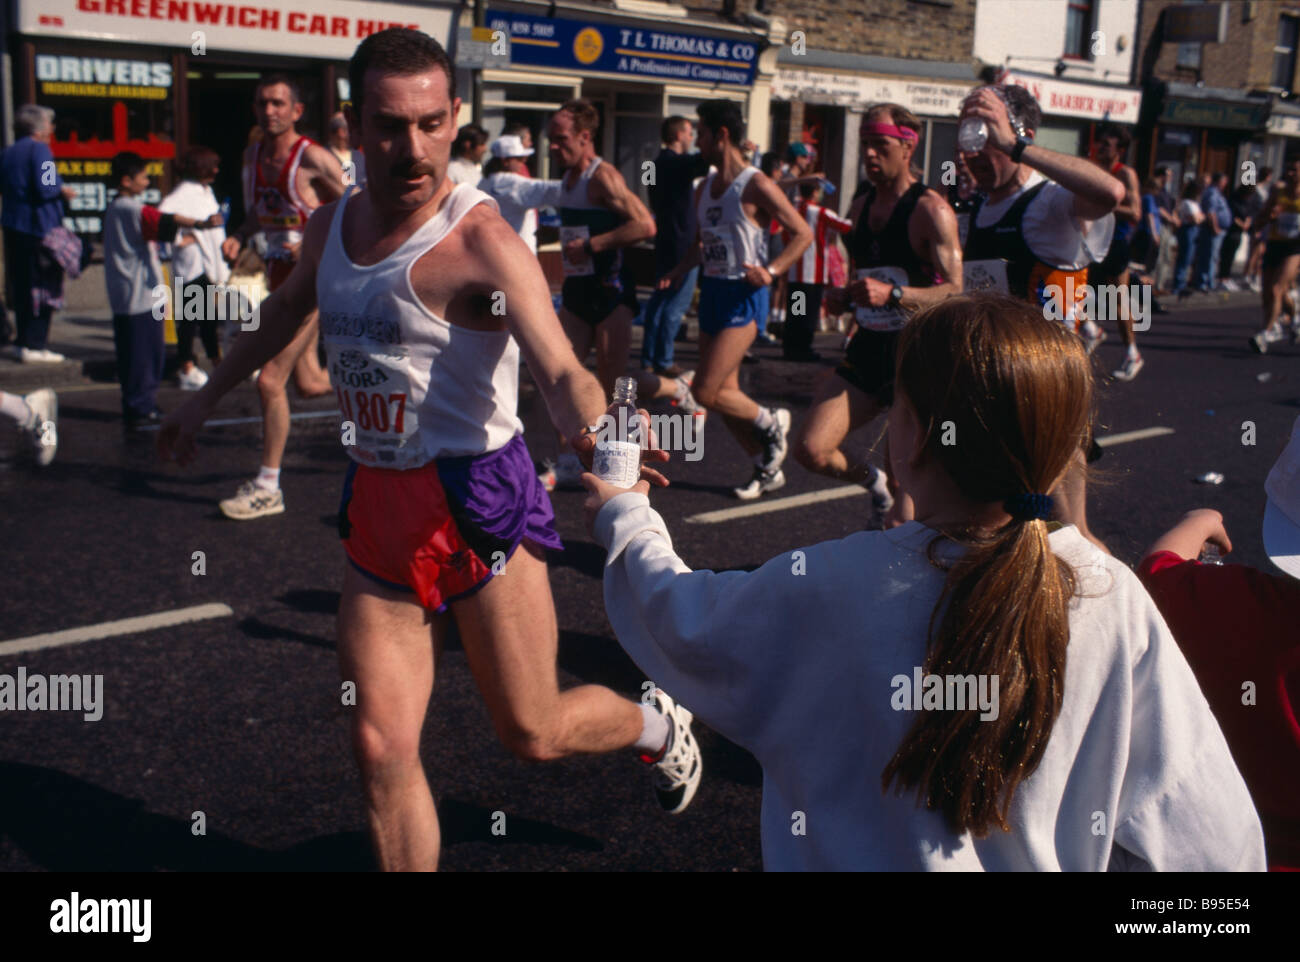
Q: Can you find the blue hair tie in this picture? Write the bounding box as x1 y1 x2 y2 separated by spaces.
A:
1004 492 1054 522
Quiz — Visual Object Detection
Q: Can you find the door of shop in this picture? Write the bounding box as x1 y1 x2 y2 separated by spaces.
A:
187 64 322 235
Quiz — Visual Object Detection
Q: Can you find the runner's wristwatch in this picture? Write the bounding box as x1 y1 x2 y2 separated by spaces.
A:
1010 134 1033 163
887 284 904 308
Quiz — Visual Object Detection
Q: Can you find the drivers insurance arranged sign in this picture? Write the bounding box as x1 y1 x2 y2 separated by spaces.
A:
19 0 454 60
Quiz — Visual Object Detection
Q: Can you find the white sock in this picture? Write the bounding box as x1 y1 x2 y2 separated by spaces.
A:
673 378 691 402
635 702 671 755
255 466 280 491
1127 343 1140 360
753 406 775 431
0 392 34 428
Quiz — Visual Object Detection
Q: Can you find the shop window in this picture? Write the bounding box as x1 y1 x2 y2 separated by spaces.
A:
1064 0 1096 60
1274 15 1299 93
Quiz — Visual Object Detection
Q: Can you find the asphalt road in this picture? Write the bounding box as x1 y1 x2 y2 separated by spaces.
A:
1 294 1295 871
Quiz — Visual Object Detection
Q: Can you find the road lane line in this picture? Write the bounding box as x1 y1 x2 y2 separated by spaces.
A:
0 603 234 656
1095 426 1175 447
686 485 866 524
137 409 340 430
686 427 1176 524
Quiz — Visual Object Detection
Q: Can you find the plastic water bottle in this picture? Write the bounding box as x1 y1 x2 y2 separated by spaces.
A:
593 377 642 488
1198 543 1224 565
958 118 988 153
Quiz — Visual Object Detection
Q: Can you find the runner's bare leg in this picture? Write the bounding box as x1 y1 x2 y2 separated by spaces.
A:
338 562 445 872
454 541 643 758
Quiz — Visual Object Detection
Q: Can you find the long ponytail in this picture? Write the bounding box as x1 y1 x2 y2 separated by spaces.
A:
881 293 1092 837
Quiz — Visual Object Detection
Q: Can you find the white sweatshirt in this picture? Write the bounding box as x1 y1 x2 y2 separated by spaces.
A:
594 494 1266 871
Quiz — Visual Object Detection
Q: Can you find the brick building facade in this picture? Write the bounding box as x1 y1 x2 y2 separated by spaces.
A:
1135 0 1300 182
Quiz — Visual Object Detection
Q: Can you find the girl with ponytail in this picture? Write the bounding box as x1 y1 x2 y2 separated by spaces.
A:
584 292 1264 870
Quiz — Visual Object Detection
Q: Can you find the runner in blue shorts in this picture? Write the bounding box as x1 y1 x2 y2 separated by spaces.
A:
638 99 812 500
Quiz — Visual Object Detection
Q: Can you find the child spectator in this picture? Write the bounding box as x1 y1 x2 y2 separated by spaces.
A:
1137 416 1300 871
782 180 851 362
583 292 1264 870
104 152 220 429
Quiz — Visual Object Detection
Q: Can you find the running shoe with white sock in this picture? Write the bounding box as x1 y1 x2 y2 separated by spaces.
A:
863 465 893 526
23 388 58 466
537 459 558 492
734 465 786 500
756 407 791 472
1080 320 1106 356
1112 350 1144 382
640 688 702 814
178 365 210 390
671 370 701 415
219 480 285 520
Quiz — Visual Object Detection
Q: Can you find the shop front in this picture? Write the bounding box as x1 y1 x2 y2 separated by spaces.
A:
1142 83 1271 187
479 4 768 203
9 0 456 243
771 67 974 211
999 70 1143 164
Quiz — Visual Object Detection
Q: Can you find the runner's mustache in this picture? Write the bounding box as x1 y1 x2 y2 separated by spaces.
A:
391 161 438 179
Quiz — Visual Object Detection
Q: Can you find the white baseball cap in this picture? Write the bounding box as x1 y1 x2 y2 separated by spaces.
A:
1263 414 1300 578
490 135 534 159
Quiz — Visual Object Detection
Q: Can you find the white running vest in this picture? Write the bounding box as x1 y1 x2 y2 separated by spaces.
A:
695 166 767 281
318 185 524 468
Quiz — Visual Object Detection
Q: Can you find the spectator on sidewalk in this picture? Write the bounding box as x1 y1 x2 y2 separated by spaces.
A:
641 116 707 377
477 135 562 255
446 123 487 187
159 146 231 391
782 180 851 361
1173 180 1204 297
1220 180 1256 291
105 151 221 430
1193 172 1232 292
1136 417 1300 870
1151 165 1180 293
1 104 77 363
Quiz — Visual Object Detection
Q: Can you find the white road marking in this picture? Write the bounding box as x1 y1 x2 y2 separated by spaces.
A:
0 603 234 657
1095 426 1175 447
686 485 866 524
686 427 1175 524
138 409 340 431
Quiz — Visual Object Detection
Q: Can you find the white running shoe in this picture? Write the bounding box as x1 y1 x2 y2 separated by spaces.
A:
219 481 285 520
1264 324 1287 344
20 347 65 363
1250 332 1269 354
1081 323 1106 356
1112 353 1145 382
178 365 209 390
23 388 58 466
672 370 702 415
734 465 786 500
756 407 791 472
642 689 702 815
864 466 894 526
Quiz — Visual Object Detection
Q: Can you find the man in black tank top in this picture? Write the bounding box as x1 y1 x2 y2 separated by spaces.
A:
791 105 962 527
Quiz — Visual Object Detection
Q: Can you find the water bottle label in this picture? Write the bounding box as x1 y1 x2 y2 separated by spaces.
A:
594 440 641 488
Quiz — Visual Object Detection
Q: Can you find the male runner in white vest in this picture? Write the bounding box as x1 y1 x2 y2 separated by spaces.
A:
218 74 346 520
159 28 701 870
643 99 813 500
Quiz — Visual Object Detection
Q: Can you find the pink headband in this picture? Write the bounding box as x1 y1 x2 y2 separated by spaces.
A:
862 122 919 142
